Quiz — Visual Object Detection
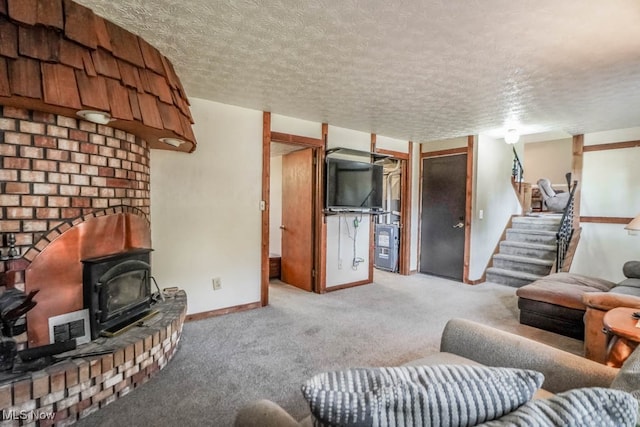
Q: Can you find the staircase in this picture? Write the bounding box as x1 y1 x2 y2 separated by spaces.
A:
486 214 561 287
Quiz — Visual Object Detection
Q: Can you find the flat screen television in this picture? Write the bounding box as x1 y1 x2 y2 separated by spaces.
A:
325 157 383 211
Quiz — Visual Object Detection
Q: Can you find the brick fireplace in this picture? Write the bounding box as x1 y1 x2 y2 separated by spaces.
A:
0 1 196 422
0 105 152 347
0 105 190 425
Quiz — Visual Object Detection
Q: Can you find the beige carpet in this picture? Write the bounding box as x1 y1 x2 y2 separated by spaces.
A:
77 270 582 426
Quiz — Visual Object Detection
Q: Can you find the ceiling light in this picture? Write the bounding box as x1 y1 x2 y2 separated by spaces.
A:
626 214 640 236
77 110 112 125
504 129 520 144
159 137 185 147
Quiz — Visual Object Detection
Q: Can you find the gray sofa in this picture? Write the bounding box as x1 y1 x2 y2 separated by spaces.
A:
234 318 619 426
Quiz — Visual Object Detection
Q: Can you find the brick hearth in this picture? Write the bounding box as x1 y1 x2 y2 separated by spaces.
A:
0 292 186 426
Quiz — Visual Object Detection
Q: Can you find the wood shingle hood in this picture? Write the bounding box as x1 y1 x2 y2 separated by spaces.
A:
0 0 197 152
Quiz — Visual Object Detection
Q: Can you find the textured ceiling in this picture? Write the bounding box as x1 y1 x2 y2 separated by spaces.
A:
75 0 640 142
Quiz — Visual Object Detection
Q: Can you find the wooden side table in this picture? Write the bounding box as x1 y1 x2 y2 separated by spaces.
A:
603 307 640 367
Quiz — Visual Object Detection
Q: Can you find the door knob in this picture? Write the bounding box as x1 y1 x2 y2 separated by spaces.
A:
280 225 286 230
452 222 464 229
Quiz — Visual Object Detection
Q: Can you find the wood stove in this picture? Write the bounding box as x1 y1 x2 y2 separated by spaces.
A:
82 249 154 339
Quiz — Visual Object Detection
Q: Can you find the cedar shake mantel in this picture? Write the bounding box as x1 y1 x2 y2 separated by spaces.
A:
0 0 197 152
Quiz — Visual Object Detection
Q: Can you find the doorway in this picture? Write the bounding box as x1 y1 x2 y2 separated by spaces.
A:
370 144 414 276
261 113 327 305
374 158 403 273
419 154 467 281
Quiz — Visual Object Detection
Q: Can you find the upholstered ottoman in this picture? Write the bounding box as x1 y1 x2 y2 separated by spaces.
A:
516 273 617 340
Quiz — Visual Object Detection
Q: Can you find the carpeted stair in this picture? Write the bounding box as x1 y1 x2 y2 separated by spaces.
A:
486 214 561 287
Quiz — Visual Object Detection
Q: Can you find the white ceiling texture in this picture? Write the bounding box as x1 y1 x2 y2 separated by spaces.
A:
76 0 640 143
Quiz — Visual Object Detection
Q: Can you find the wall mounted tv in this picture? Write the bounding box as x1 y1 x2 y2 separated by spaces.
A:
325 157 383 211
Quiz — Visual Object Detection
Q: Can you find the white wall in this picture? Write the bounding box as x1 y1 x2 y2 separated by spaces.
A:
150 98 263 314
572 224 637 282
571 127 640 281
271 114 322 139
376 135 409 153
523 138 572 185
410 142 420 271
421 136 468 152
469 135 522 280
269 156 283 255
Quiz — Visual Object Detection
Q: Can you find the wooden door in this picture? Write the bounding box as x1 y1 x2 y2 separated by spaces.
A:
420 155 467 281
281 148 314 291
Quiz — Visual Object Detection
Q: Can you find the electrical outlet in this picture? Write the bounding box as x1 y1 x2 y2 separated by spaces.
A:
212 277 222 290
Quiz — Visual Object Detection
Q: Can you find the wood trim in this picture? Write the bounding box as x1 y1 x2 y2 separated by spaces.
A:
560 227 581 272
376 147 409 160
421 147 467 158
572 135 584 230
185 301 261 322
398 143 413 275
468 279 485 285
325 279 372 292
368 214 375 282
463 136 474 284
417 152 424 273
580 216 634 224
270 131 324 148
261 112 271 307
369 133 376 283
317 123 329 293
583 140 640 152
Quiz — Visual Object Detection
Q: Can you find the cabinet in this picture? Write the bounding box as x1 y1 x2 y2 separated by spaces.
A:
269 254 281 279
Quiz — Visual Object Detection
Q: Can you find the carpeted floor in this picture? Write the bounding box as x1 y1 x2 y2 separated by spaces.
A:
77 271 582 426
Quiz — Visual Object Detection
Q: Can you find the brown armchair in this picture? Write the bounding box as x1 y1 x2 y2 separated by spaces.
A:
583 292 640 363
583 261 640 363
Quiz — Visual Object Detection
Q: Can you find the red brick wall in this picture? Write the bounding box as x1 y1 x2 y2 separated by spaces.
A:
0 106 150 259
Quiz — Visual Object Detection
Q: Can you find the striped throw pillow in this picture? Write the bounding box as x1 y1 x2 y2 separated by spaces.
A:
301 365 543 427
478 387 638 426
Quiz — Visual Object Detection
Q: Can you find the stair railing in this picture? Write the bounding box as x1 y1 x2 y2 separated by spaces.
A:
556 180 578 272
511 147 524 192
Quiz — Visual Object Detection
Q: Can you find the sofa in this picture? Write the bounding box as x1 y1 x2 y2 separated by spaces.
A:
515 272 618 340
515 261 640 361
234 318 625 426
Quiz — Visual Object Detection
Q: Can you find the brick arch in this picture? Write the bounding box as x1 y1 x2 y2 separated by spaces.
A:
23 205 150 263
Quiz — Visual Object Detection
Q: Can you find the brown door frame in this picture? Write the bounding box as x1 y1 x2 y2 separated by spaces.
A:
418 136 474 284
371 142 414 275
261 112 327 305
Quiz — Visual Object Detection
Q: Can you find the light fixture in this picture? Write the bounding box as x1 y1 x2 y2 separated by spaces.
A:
625 214 640 236
504 129 520 145
76 110 112 125
159 137 185 148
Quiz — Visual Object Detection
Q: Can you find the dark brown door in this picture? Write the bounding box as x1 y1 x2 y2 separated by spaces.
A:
420 155 467 281
281 148 314 291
